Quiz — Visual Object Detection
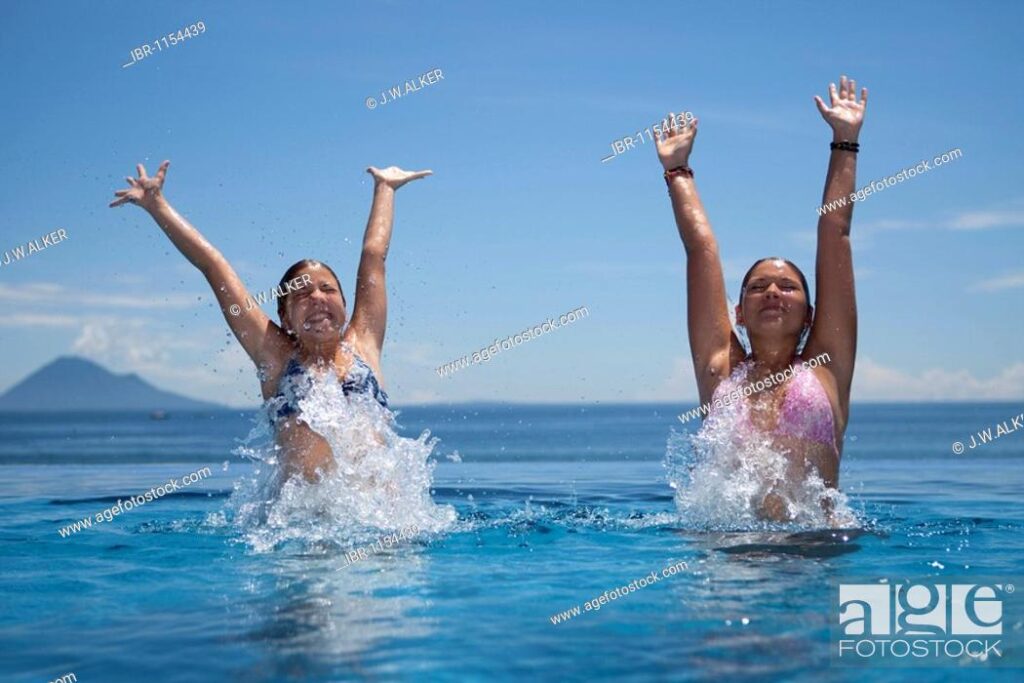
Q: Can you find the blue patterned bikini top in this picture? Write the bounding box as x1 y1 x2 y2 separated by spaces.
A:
269 351 390 425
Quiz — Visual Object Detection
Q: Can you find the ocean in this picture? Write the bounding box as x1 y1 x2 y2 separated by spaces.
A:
1 403 1022 682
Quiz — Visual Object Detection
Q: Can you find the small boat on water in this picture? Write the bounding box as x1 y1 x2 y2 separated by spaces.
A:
149 410 168 420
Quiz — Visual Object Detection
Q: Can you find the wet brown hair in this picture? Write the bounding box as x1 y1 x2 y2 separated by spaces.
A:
739 257 810 305
276 259 346 331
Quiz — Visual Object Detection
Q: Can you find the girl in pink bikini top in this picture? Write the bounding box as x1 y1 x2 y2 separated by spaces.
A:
656 74 864 525
707 357 838 457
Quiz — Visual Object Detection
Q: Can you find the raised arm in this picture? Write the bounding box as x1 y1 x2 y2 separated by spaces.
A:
346 166 431 364
109 161 289 369
655 113 744 406
803 76 866 409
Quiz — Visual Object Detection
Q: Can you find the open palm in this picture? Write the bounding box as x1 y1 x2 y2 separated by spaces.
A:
366 165 432 190
814 75 867 140
654 111 699 170
109 161 170 209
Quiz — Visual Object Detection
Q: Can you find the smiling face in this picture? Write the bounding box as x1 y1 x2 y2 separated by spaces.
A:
736 258 811 343
278 262 348 345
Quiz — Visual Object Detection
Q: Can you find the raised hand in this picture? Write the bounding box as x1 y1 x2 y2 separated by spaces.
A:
109 160 170 210
814 75 867 141
366 166 432 190
653 111 699 171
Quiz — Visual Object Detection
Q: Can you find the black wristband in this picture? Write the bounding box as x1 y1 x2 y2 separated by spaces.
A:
830 140 860 153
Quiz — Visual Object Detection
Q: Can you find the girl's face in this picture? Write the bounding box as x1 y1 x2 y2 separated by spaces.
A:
283 265 347 342
736 259 810 339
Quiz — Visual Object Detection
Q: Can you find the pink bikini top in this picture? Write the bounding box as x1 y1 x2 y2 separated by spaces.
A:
708 358 838 455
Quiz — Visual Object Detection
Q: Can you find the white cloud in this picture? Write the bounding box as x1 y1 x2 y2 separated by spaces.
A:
853 357 1024 401
0 313 78 327
0 282 201 309
855 207 1024 235
855 218 929 232
71 318 202 368
795 204 1024 254
645 355 1024 403
14 309 1019 406
386 340 442 369
64 318 257 407
649 355 700 402
105 273 149 286
968 271 1024 292
383 339 479 403
948 210 1024 230
398 389 444 404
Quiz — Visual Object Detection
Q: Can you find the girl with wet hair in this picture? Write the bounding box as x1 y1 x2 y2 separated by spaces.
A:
110 162 431 481
656 75 866 523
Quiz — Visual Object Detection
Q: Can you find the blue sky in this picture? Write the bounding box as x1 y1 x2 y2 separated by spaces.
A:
1 0 1021 407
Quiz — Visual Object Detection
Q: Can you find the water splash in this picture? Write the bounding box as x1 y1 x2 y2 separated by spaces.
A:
665 392 860 531
227 361 456 553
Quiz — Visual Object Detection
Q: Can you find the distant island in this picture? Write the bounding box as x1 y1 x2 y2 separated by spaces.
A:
0 356 229 412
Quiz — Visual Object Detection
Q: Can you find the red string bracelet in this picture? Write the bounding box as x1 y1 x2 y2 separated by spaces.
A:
663 165 694 186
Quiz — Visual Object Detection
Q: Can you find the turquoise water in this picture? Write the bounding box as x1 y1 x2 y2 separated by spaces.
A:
1 404 1022 681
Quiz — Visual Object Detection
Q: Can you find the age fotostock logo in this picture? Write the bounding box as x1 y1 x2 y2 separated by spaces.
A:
833 579 1018 667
